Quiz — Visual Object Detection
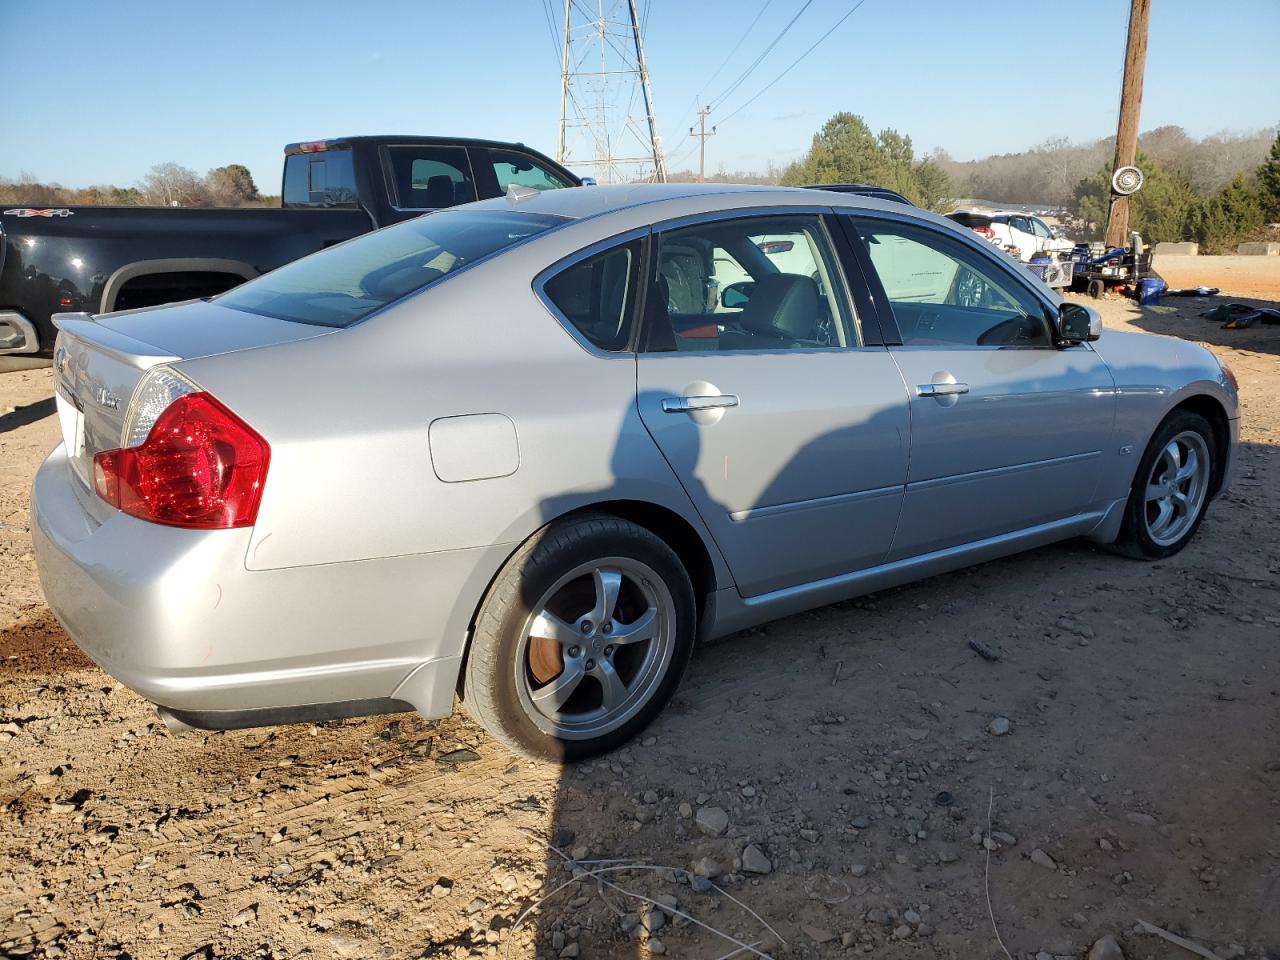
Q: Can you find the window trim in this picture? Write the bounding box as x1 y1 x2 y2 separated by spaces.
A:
837 210 1062 350
532 226 650 359
637 206 871 356
379 143 480 212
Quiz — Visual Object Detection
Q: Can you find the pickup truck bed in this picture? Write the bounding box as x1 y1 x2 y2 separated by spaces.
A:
1 135 579 356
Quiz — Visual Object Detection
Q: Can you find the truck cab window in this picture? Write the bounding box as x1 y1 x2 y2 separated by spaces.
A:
489 149 574 193
283 151 358 208
386 145 476 209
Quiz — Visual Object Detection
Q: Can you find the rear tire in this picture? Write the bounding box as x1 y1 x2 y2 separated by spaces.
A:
462 515 695 762
1113 410 1216 560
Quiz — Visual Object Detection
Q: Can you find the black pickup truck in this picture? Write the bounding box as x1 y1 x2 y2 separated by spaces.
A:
0 136 580 357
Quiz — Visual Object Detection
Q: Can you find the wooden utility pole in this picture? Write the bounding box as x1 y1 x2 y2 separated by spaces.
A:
1104 0 1152 248
691 107 716 182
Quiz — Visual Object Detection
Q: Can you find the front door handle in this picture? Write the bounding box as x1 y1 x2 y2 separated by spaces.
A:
916 381 969 398
661 394 740 413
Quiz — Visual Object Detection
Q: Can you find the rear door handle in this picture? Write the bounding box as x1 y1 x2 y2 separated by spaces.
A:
916 381 969 397
661 394 740 413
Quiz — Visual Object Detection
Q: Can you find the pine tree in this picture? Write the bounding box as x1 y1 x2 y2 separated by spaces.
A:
1257 131 1280 222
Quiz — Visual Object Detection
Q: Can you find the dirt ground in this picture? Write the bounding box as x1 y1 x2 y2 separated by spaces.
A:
2 279 1279 960
1152 255 1280 301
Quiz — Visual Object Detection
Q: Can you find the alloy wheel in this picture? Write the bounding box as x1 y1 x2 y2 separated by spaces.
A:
514 557 676 740
1143 430 1210 546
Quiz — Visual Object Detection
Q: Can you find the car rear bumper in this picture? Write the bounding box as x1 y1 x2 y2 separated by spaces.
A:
31 444 508 724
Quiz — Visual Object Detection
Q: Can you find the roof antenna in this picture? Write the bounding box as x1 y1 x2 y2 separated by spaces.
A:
506 183 540 203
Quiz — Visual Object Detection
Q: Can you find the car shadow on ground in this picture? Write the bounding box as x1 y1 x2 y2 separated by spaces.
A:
1127 294 1280 358
0 396 55 434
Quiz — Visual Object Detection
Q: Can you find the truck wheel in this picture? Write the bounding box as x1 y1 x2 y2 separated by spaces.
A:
1113 410 1216 560
462 514 695 762
1087 278 1105 299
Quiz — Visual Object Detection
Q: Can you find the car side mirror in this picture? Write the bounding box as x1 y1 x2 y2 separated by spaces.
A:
721 280 755 309
1057 302 1101 343
579 176 597 187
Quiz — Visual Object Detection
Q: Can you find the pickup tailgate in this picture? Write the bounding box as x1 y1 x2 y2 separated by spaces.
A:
52 300 333 490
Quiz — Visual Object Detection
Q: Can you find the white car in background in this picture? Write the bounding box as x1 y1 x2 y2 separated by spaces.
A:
948 210 1073 262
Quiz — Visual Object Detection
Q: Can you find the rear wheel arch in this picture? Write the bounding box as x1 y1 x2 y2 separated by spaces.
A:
100 257 259 313
457 499 720 697
458 509 699 760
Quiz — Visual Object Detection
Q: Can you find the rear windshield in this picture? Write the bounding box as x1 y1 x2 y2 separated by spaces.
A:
218 210 567 327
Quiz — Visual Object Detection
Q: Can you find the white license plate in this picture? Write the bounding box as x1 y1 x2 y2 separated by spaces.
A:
55 390 89 483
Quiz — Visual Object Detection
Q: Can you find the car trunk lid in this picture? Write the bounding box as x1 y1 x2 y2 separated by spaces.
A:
51 300 333 492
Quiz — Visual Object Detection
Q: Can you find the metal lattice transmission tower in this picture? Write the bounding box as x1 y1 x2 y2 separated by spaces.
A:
557 0 667 184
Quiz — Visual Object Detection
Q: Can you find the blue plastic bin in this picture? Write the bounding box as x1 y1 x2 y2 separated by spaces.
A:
1138 277 1166 305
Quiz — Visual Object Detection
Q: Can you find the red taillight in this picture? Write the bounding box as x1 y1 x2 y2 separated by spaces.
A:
93 393 270 529
973 226 996 239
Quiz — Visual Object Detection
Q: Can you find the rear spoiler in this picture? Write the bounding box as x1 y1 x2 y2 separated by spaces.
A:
51 313 179 369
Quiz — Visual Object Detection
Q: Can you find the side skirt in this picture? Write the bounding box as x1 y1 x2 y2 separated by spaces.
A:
707 509 1110 640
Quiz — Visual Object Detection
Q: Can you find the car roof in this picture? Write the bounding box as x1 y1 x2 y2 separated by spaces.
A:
463 181 927 224
284 135 553 154
802 183 913 204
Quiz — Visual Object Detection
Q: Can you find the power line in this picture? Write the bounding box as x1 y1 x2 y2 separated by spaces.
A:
709 0 814 111
716 0 870 127
695 0 775 104
663 0 777 171
539 0 562 66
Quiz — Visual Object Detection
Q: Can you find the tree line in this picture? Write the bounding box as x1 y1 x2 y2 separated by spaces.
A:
7 122 1278 252
767 116 1278 251
0 162 278 208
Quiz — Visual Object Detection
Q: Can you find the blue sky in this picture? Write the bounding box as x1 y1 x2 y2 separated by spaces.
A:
1 0 1277 191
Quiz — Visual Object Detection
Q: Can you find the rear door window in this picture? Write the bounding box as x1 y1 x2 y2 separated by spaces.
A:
645 215 856 352
385 145 478 209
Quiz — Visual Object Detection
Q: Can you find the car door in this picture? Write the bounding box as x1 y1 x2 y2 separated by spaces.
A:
1009 215 1038 260
635 211 910 597
841 214 1116 560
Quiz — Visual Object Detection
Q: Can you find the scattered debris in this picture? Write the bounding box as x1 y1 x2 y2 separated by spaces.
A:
695 805 729 837
984 788 1015 960
1090 933 1126 960
1136 920 1225 960
1030 849 1058 871
1203 302 1280 328
969 639 1002 662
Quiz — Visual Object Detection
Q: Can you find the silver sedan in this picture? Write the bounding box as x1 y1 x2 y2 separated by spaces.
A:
32 184 1239 760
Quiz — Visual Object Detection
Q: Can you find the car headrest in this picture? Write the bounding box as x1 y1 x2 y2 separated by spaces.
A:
738 273 821 341
424 175 455 208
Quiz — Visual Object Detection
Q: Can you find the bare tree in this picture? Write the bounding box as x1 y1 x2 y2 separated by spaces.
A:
140 162 207 207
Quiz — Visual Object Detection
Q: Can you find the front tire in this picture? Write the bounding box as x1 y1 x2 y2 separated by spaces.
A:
462 515 695 762
1114 410 1216 560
